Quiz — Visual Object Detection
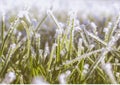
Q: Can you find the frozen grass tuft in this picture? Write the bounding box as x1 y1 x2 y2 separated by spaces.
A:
0 2 120 84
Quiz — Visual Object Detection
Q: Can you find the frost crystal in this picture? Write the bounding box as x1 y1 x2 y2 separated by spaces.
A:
59 22 65 28
58 70 71 84
104 63 112 70
84 64 89 70
65 70 71 76
44 42 50 58
2 72 16 84
56 28 63 35
18 32 22 37
103 27 109 33
59 73 66 84
10 43 16 49
116 72 120 78
35 33 40 39
31 76 48 84
75 26 82 32
18 10 31 23
60 49 66 56
18 10 27 18
91 22 97 29
102 63 117 84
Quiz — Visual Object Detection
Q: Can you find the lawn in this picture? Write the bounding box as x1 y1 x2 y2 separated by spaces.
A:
0 0 120 84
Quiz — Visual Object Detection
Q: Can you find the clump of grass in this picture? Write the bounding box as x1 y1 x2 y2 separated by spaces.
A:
0 7 120 84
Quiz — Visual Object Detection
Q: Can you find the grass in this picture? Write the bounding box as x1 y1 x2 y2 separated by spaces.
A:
0 7 120 84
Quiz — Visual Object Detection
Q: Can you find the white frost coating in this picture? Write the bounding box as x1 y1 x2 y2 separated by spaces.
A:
59 73 66 84
39 49 43 57
89 44 95 50
104 63 112 70
58 70 71 84
44 42 50 58
54 28 63 38
79 38 83 43
68 11 77 20
2 72 16 84
59 22 65 28
84 64 89 70
35 33 40 39
91 22 97 29
56 28 63 35
103 27 109 33
65 70 71 76
18 10 31 23
82 69 88 74
116 72 120 78
115 58 119 63
31 76 48 84
10 43 16 49
75 26 82 31
18 32 22 37
102 63 117 84
18 10 28 18
74 19 80 27
108 22 112 28
31 18 38 27
60 49 66 56
18 11 25 18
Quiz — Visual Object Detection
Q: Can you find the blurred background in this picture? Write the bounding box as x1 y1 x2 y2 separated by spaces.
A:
0 0 120 15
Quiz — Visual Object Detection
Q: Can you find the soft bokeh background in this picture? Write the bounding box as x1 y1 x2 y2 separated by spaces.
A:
0 0 120 15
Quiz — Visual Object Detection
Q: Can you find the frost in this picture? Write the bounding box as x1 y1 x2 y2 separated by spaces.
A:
59 22 65 28
59 73 66 84
58 70 71 84
60 49 66 56
10 43 16 49
116 72 120 78
91 22 97 29
44 42 50 58
102 63 117 84
84 64 89 70
18 10 31 23
75 26 82 32
108 22 112 28
31 76 48 84
2 72 16 84
65 70 71 76
104 63 112 70
82 69 88 74
18 10 27 18
89 44 95 50
68 10 77 20
103 27 109 33
56 28 63 35
18 32 22 37
35 33 40 39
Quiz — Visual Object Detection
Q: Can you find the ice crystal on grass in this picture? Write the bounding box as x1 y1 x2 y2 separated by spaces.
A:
116 72 120 78
44 42 50 59
102 63 117 84
2 72 16 84
55 28 63 37
84 64 89 70
59 73 66 84
0 0 120 84
31 76 48 84
58 70 71 84
103 27 109 33
10 43 16 50
35 33 40 39
91 22 97 30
